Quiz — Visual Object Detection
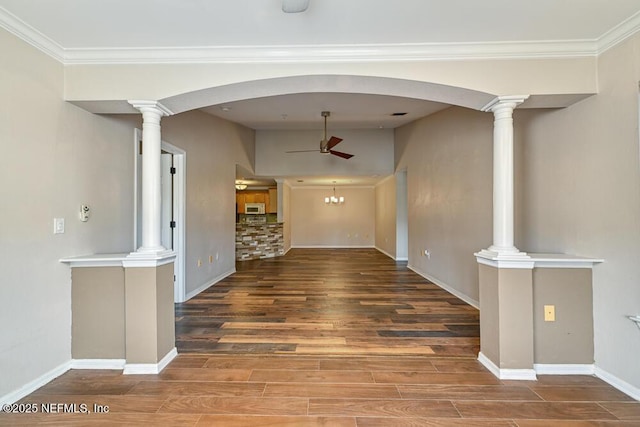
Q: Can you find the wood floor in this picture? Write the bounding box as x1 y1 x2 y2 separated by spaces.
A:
2 248 638 426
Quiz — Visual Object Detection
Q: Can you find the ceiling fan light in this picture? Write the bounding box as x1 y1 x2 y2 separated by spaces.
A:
282 0 310 13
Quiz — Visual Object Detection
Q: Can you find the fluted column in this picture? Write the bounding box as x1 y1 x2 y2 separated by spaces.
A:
476 95 530 262
129 100 173 255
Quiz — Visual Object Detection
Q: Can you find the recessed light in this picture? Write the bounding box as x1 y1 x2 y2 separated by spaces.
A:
220 106 231 112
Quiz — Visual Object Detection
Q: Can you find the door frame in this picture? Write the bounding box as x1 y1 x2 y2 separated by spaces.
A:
134 128 187 303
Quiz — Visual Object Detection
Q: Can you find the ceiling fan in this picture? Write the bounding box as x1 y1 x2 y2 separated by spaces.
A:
286 111 354 159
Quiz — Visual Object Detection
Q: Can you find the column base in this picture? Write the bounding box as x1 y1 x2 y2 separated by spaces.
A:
475 248 534 269
124 249 176 267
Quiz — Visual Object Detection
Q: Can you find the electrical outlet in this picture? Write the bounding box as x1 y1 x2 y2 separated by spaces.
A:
424 249 430 259
215 252 219 260
544 305 555 322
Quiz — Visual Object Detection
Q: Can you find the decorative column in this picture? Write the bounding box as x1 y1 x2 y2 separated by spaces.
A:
128 100 174 256
477 95 530 261
476 95 535 381
122 100 177 374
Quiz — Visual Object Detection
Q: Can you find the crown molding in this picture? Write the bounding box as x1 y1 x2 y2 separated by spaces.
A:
2 5 640 65
60 40 599 65
0 6 65 62
597 10 640 54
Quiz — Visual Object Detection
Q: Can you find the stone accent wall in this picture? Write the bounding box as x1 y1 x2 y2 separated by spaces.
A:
236 223 285 261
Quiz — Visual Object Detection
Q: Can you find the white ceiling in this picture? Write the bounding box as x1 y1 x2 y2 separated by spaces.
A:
3 0 640 186
2 0 639 48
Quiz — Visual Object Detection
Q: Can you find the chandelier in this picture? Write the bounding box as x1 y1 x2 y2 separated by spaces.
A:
324 184 344 204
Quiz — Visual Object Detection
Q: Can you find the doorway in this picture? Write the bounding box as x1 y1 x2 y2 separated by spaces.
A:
134 129 187 302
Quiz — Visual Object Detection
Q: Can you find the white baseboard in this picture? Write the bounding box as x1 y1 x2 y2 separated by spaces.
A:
123 347 177 375
478 352 537 380
534 363 595 375
375 247 396 260
375 246 409 262
185 269 235 301
595 366 640 401
70 359 126 370
0 360 72 405
407 264 479 309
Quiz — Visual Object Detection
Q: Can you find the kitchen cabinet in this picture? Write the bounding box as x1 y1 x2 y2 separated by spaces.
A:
236 193 245 214
244 192 265 204
268 188 277 213
236 190 276 213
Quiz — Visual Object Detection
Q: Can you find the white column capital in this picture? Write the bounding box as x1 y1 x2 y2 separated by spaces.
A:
481 95 530 113
128 100 174 117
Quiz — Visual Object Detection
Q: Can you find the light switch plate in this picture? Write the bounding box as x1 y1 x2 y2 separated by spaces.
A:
53 218 65 234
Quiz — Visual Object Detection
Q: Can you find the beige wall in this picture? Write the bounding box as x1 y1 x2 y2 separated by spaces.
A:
375 175 397 258
64 57 598 113
479 265 534 370
395 107 493 304
0 28 138 399
533 268 594 365
291 187 375 247
71 267 125 359
515 31 640 388
160 111 255 296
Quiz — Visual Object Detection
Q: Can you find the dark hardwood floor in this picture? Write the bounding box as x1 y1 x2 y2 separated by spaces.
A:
176 248 480 357
2 248 638 426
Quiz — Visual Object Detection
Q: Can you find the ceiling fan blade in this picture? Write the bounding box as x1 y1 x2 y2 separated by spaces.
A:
327 136 343 150
329 150 354 159
286 149 320 153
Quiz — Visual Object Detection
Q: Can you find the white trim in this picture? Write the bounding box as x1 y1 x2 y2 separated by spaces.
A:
70 359 126 370
407 264 479 309
375 246 408 261
0 361 71 405
528 253 604 268
534 363 595 375
478 352 537 380
594 366 640 401
160 140 187 303
476 251 603 269
122 250 176 268
60 253 129 268
185 269 236 301
49 41 601 65
597 10 640 54
0 6 65 62
375 246 396 261
123 347 177 375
